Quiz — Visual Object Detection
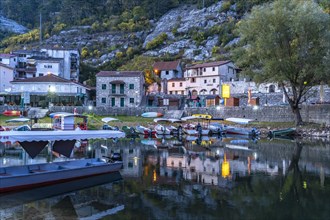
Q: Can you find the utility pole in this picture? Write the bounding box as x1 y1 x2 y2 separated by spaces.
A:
39 13 42 45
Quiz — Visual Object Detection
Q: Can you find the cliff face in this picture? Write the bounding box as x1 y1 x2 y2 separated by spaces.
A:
0 15 28 34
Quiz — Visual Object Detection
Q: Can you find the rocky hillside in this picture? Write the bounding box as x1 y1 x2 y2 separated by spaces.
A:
0 15 29 34
40 1 239 66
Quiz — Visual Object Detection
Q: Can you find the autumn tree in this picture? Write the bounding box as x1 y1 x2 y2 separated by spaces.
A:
234 0 330 125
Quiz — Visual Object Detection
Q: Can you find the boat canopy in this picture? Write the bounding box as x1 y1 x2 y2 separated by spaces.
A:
0 130 125 143
0 130 125 158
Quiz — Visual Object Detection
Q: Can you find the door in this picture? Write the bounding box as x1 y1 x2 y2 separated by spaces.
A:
120 98 124 107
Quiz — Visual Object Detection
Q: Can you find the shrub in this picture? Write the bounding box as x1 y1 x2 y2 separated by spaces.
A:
145 33 168 50
220 1 232 13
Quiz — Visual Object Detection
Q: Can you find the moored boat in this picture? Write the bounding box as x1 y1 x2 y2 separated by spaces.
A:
268 127 296 138
223 126 260 137
0 158 122 193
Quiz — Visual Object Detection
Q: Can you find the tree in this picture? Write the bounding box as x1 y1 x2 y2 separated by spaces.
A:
234 0 330 125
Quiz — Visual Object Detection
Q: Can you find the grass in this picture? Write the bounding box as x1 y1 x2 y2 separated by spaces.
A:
0 114 324 131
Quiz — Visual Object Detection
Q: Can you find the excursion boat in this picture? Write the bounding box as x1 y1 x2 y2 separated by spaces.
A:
0 129 125 193
268 127 296 138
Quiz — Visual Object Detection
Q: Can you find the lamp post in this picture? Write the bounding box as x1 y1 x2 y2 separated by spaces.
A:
265 86 268 106
48 85 56 108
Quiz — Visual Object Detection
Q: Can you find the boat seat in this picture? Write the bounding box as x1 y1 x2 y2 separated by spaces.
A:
0 167 11 176
5 166 29 175
28 165 46 173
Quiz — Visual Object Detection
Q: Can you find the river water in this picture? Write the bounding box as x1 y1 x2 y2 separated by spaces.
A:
0 135 329 220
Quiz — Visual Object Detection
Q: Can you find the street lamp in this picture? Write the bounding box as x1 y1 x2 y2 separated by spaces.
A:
48 85 56 108
265 86 268 106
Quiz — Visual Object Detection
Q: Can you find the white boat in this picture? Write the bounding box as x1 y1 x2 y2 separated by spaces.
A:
181 116 210 136
0 158 122 193
135 125 156 136
153 118 183 135
0 129 125 193
225 117 255 124
223 126 259 136
154 124 171 135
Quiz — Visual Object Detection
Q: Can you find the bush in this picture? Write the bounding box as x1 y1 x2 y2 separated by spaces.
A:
145 33 168 50
220 1 232 13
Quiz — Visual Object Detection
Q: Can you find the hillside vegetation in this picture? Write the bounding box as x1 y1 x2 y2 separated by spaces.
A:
0 0 329 86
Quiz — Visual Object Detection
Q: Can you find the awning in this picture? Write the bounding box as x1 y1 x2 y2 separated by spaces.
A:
110 80 125 84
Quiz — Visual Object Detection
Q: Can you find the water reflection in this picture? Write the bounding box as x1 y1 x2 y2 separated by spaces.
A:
1 135 330 219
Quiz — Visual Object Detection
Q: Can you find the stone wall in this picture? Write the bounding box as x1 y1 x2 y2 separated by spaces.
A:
1 104 329 126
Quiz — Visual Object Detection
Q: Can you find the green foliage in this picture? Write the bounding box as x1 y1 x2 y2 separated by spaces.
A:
234 0 330 124
191 30 206 46
51 23 67 35
0 29 39 48
145 33 168 50
220 1 232 13
81 47 89 58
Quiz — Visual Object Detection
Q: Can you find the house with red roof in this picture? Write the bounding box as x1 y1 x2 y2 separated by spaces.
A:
153 60 183 80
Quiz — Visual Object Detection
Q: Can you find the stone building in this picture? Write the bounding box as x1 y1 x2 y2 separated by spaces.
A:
96 71 145 108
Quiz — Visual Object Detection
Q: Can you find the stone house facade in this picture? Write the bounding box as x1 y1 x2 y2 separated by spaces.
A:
96 71 145 108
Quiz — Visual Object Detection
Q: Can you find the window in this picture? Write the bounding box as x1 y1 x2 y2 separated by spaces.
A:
112 84 116 93
44 64 52 68
120 98 125 107
166 71 169 75
212 67 215 71
181 91 184 95
39 73 43 77
0 58 2 61
120 84 124 94
111 98 115 106
203 68 206 72
129 84 134 89
101 98 106 103
170 91 173 94
204 79 207 84
172 83 175 87
191 78 196 83
213 79 216 83
130 98 134 104
175 91 178 94
179 82 182 87
102 84 106 90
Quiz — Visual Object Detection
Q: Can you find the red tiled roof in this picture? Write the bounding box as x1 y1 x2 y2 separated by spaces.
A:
167 78 185 82
11 74 89 89
153 60 180 71
186 60 231 69
96 71 143 77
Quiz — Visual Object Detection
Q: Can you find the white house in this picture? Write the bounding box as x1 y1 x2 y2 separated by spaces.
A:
0 54 17 68
153 60 183 80
41 47 80 81
30 56 64 77
0 63 14 93
7 74 89 106
184 60 238 96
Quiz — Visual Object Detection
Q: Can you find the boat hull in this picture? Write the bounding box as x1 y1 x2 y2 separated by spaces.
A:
0 159 123 193
2 110 21 116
